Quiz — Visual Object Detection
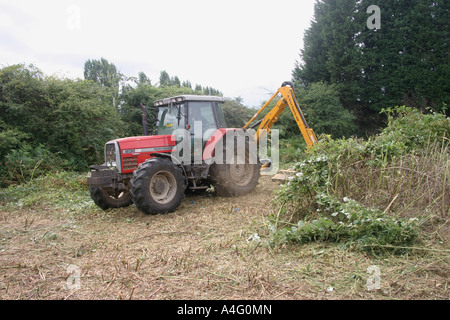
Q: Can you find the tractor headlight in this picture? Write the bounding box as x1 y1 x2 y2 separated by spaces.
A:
105 142 120 171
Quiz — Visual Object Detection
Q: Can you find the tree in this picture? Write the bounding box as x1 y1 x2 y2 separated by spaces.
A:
0 64 50 146
293 0 365 133
83 58 122 109
182 80 192 89
294 82 356 138
46 78 126 168
84 57 121 89
293 1 331 86
159 71 171 86
172 76 181 87
222 97 255 128
0 64 127 182
357 0 449 113
138 72 151 86
293 0 450 135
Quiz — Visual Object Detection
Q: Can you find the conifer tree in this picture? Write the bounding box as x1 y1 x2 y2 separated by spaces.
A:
293 0 449 135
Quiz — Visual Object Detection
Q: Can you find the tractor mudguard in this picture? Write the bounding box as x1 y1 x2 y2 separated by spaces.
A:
202 128 238 162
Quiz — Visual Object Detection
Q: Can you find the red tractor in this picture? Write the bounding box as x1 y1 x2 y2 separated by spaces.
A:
87 94 261 215
87 82 317 215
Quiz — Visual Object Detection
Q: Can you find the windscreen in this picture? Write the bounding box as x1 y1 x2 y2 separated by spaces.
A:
157 104 185 135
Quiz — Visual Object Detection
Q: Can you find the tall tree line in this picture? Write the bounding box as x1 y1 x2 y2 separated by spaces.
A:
293 0 449 135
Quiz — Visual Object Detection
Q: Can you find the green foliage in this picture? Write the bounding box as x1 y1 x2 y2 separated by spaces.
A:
84 57 122 89
270 107 449 254
0 61 227 186
158 70 222 96
295 82 356 138
0 127 29 160
222 97 255 128
271 147 421 254
270 193 420 255
293 0 450 135
0 64 50 142
1 145 65 185
379 106 450 150
278 138 307 166
46 77 127 169
0 171 92 212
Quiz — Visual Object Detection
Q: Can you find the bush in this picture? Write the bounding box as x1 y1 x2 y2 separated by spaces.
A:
269 106 449 254
294 82 357 138
278 138 307 166
0 170 89 210
379 106 449 151
0 144 67 187
270 192 420 255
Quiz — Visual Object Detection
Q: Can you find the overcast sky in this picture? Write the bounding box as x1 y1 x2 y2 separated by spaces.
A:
0 0 316 107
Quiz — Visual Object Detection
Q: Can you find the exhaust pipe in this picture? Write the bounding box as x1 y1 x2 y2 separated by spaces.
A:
140 103 149 136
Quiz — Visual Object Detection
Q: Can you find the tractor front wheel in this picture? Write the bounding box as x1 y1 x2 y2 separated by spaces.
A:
89 186 132 210
130 157 185 215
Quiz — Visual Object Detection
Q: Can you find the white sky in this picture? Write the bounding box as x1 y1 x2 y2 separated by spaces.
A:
0 0 315 107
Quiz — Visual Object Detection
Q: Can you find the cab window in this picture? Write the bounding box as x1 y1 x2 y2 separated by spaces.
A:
188 102 217 132
215 102 227 128
157 104 185 135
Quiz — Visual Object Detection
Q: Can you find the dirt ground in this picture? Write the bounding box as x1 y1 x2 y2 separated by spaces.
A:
0 176 448 300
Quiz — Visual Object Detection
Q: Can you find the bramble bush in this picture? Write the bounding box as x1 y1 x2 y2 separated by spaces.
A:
269 106 449 254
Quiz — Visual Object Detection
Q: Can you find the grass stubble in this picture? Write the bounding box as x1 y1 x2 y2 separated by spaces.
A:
0 169 448 300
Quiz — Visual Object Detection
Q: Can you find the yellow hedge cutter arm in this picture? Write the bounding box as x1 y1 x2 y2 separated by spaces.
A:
243 81 318 149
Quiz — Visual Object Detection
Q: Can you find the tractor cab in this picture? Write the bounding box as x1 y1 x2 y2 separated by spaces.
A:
154 95 227 141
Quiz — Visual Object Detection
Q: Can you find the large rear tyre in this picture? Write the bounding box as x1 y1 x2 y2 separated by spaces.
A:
130 157 185 215
89 186 132 210
210 140 260 197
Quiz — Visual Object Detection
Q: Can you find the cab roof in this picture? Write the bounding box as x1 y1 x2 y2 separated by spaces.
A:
154 95 225 106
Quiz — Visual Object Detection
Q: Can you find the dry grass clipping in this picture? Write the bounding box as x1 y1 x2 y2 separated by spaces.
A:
0 176 448 300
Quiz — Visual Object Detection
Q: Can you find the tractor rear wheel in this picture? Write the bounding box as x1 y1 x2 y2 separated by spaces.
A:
130 157 185 215
210 141 260 197
89 186 132 210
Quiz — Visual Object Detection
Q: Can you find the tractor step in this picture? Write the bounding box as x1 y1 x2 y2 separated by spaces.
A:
189 186 209 190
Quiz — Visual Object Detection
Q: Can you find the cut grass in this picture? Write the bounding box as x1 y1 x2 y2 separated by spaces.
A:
0 174 448 300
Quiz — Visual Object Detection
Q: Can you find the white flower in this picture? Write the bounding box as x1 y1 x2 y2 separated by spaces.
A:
343 197 349 202
246 233 261 243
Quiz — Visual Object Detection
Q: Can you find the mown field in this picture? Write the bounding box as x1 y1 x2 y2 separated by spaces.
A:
0 172 448 300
